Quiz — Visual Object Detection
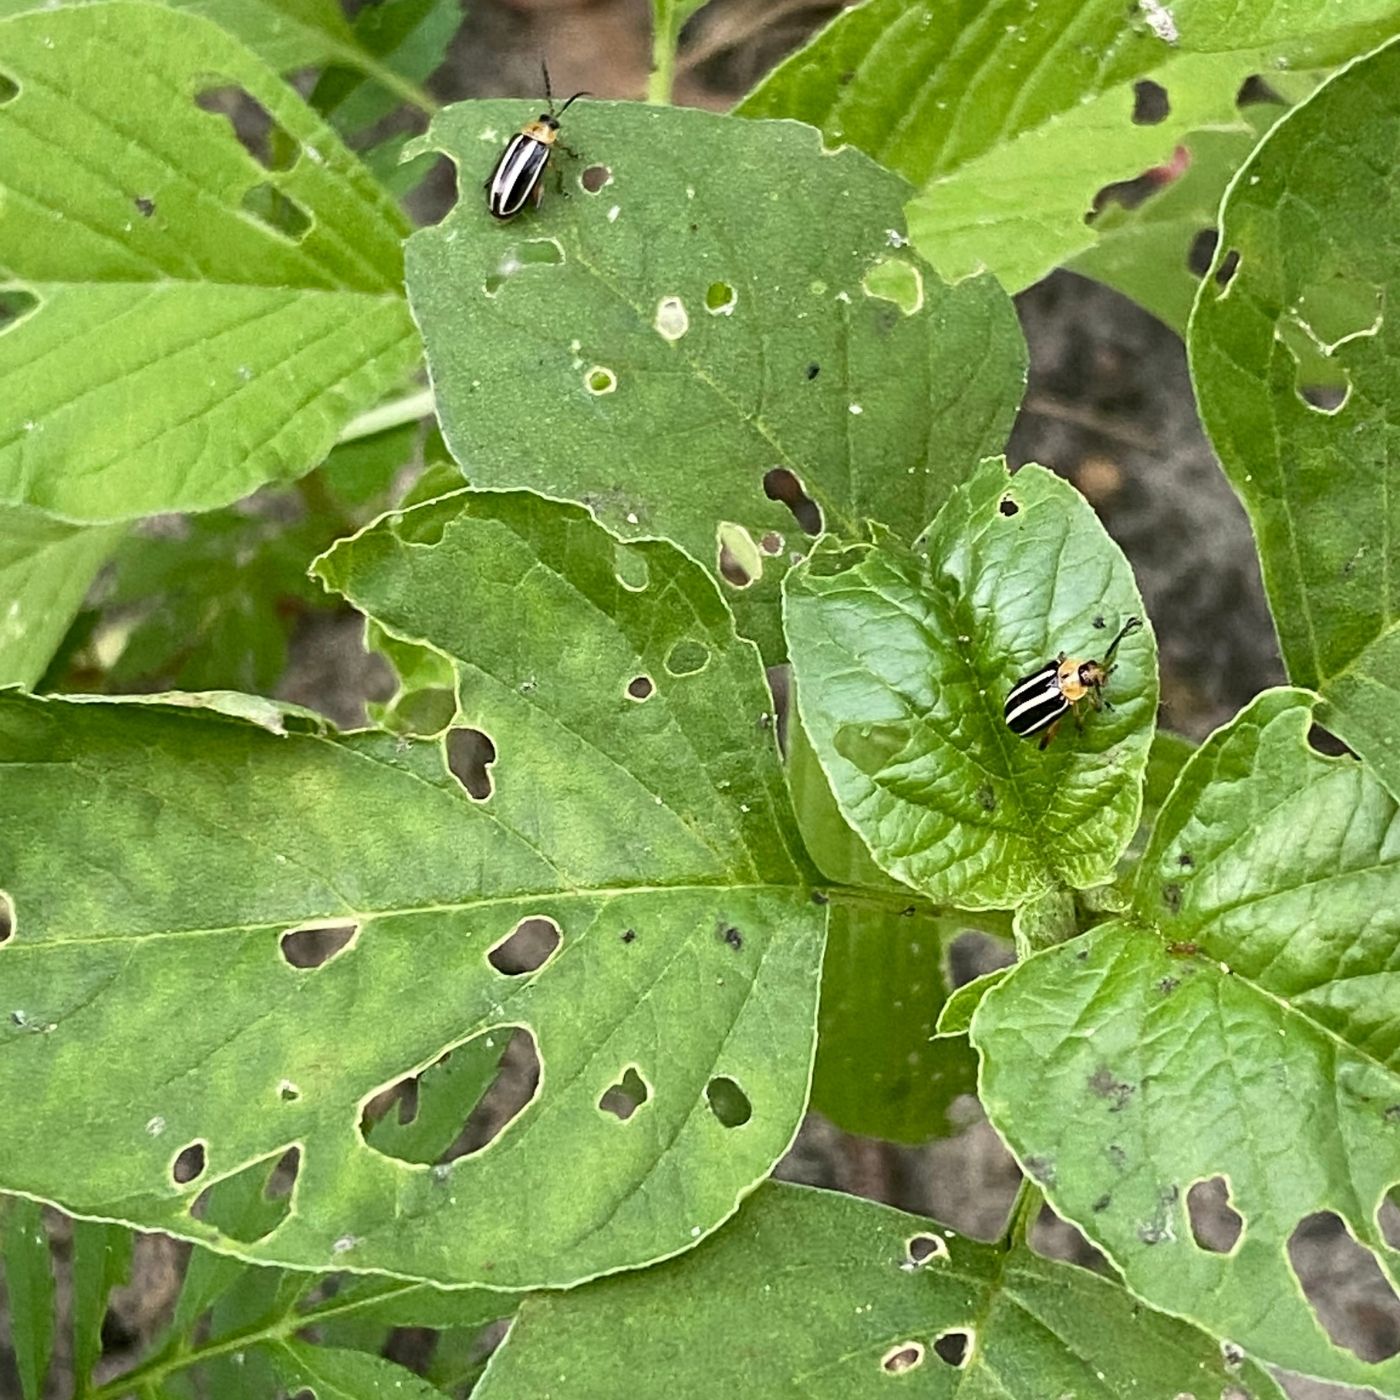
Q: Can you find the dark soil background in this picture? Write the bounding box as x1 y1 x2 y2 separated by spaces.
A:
4 3 1391 1398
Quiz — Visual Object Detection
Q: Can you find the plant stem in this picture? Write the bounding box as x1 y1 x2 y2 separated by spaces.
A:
648 7 680 104
338 388 436 444
1003 1177 1043 1252
336 45 441 120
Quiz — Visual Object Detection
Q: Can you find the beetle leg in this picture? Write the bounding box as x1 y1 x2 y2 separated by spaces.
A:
1038 718 1061 751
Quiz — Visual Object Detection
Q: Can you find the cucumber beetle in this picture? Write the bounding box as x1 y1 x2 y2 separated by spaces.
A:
485 63 588 221
1003 616 1142 750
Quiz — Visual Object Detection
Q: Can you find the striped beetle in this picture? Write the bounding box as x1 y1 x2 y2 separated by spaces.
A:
485 65 587 221
1003 616 1142 749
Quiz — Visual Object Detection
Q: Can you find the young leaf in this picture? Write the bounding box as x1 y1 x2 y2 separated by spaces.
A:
1 1199 55 1400
785 458 1156 909
477 1182 1286 1398
0 507 123 688
972 688 1400 1389
404 101 1024 656
269 1340 450 1398
1189 36 1400 797
0 3 418 523
70 1219 133 1397
0 491 824 1289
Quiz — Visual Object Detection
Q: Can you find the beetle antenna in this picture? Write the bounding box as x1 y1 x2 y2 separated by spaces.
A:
1103 615 1142 666
557 90 590 115
541 58 553 106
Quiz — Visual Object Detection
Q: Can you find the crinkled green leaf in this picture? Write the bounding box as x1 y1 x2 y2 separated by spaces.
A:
972 688 1400 1389
0 2 418 524
405 101 1024 657
738 0 1392 295
477 1182 1286 1398
0 490 824 1288
1190 36 1400 799
1 1198 55 1400
784 458 1156 909
0 507 123 688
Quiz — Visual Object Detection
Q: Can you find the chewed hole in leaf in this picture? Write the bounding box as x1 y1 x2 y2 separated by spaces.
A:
717 522 762 589
190 1147 299 1243
1132 79 1169 124
665 639 709 676
392 503 450 546
906 1233 948 1266
932 1330 971 1367
447 728 497 801
580 164 612 193
863 258 923 316
1296 378 1351 414
194 84 298 171
1188 227 1219 279
280 923 357 969
1287 1211 1400 1361
586 366 617 395
487 916 560 975
654 296 689 341
763 467 822 535
614 542 649 591
598 1066 650 1121
0 288 40 338
264 1146 301 1201
1378 1186 1400 1249
1237 74 1286 107
1214 248 1241 293
0 892 12 944
1187 1176 1244 1254
172 1141 207 1185
240 182 312 242
626 675 655 701
881 1343 924 1374
998 496 1019 517
705 1076 751 1128
1306 724 1355 758
394 686 457 737
705 281 738 315
440 1027 540 1164
0 70 17 105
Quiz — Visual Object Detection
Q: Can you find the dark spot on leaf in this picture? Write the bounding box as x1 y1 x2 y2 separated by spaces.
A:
1075 948 1089 961
705 1076 751 1128
279 1081 300 1102
805 362 820 380
1088 1066 1134 1113
1188 1176 1244 1253
881 1344 924 1374
1092 1194 1112 1213
759 531 783 555
1092 615 1106 630
447 728 496 800
488 916 560 975
932 1331 970 1367
598 1066 649 1121
1288 1211 1400 1361
626 675 654 701
977 784 996 812
1023 1155 1056 1185
580 164 611 193
1167 940 1198 956
1131 79 1169 125
1107 1144 1127 1169
134 196 156 218
1237 74 1286 107
280 923 356 969
763 467 822 535
240 182 312 241
194 85 298 171
1177 851 1194 868
721 925 744 951
1158 976 1179 996
998 496 1019 517
620 928 637 944
0 288 40 337
811 890 830 905
0 71 17 105
172 1142 206 1185
665 638 709 676
1161 882 1182 913
1385 1105 1400 1124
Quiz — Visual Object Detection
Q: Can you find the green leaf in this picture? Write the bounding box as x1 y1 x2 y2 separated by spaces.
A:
784 458 1157 909
0 507 123 688
71 1219 132 1397
405 101 1024 657
1189 36 1400 797
2 1199 55 1400
972 688 1400 1389
0 2 418 524
1120 727 1194 872
268 1340 449 1399
813 906 981 1144
477 1181 1287 1398
0 490 824 1288
738 0 1393 296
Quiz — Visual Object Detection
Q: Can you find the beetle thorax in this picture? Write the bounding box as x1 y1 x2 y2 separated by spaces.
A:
522 119 559 143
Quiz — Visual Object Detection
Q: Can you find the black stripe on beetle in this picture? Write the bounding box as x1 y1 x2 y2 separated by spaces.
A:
1004 616 1142 749
484 65 587 221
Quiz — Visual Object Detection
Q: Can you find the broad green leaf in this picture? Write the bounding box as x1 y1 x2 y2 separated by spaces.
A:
813 906 980 1144
0 507 123 688
71 1219 132 1396
269 1341 448 1399
405 101 1024 656
784 458 1157 909
972 688 1400 1389
0 3 418 524
0 490 824 1288
477 1182 1286 1398
934 967 1009 1038
738 0 1393 295
2 1199 54 1400
1190 36 1400 798
1120 727 1194 872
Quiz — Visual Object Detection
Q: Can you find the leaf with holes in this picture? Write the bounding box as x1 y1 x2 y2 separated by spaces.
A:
0 507 124 688
0 490 824 1289
1190 36 1400 801
477 1182 1287 1397
404 101 1024 658
785 457 1156 909
972 688 1400 1389
737 0 1394 295
0 2 418 524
